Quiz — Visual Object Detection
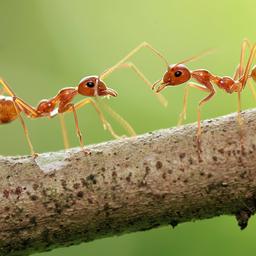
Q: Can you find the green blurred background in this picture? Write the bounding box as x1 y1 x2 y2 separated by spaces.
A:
1 0 256 255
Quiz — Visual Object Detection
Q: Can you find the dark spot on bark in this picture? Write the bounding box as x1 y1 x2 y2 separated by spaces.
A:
212 156 217 161
179 153 186 160
200 171 205 176
112 171 117 177
207 173 213 178
29 216 37 226
3 189 9 199
138 181 147 187
54 202 62 214
101 167 106 172
88 198 93 204
86 174 97 184
222 182 228 187
15 186 22 196
49 173 56 178
30 195 38 201
218 148 224 154
189 158 193 165
156 161 162 170
183 178 188 183
61 179 67 190
236 210 251 230
33 184 39 191
4 206 10 211
168 169 173 174
162 173 166 179
80 178 86 187
77 191 84 198
179 168 184 172
73 183 80 189
126 172 132 182
125 157 129 160
114 152 117 155
240 171 247 179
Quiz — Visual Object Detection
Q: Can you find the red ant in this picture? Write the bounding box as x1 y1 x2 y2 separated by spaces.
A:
0 45 170 157
0 73 137 157
150 39 256 153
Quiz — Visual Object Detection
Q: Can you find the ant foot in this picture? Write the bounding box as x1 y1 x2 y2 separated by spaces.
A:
82 148 91 156
32 152 39 159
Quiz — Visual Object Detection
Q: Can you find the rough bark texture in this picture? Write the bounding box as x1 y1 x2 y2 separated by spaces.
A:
1 109 256 256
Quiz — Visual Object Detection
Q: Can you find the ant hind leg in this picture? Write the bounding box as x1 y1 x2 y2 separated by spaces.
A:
59 114 70 149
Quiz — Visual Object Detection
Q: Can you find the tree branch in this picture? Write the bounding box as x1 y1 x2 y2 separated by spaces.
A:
1 109 256 256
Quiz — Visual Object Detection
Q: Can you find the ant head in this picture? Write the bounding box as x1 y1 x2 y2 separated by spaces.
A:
163 64 191 85
78 76 117 97
153 64 191 93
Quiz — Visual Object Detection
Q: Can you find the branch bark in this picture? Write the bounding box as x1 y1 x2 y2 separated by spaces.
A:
1 109 256 256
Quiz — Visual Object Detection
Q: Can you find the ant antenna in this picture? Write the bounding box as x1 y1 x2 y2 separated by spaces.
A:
174 48 215 67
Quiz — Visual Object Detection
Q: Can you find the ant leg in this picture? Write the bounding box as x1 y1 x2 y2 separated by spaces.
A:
233 40 252 127
99 100 136 137
233 39 252 80
178 83 209 126
59 114 70 149
100 41 169 79
248 80 256 101
0 79 38 117
183 82 214 157
178 86 189 126
0 78 16 96
69 104 89 154
241 43 256 88
109 62 168 107
12 99 37 157
67 98 124 139
197 89 215 143
0 79 39 156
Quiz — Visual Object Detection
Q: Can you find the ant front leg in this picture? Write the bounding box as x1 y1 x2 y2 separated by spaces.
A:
184 82 215 159
69 104 89 155
178 83 209 126
178 86 189 126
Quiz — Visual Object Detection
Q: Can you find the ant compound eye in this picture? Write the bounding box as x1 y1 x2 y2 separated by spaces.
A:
174 71 182 77
86 81 95 88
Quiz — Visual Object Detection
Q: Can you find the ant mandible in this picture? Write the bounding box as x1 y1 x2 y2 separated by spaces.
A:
151 39 256 153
